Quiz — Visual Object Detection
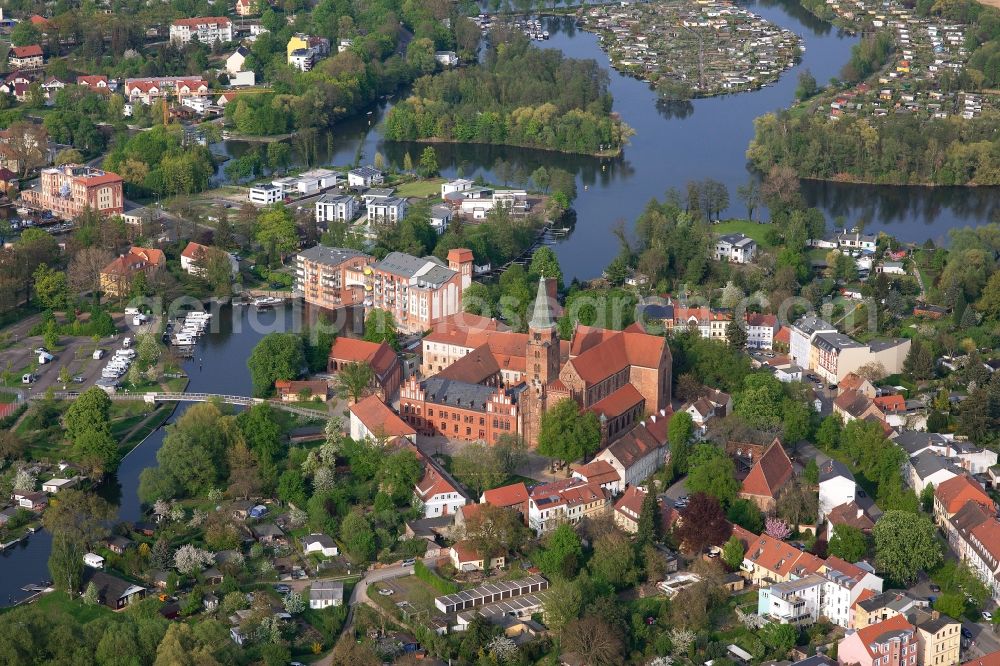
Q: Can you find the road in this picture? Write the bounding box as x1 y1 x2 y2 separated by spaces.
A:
907 578 1000 660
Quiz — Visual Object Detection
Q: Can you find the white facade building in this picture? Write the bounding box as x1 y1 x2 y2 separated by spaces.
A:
169 17 233 45
315 195 359 224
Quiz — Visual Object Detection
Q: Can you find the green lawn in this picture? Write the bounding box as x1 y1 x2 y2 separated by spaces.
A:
394 178 445 198
712 219 776 247
0 391 17 403
34 590 113 624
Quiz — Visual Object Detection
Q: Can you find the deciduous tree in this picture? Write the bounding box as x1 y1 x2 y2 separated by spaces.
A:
674 492 729 554
873 510 941 584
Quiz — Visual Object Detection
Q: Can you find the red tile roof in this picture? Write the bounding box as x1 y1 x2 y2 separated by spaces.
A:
853 615 915 657
572 459 620 486
962 650 1000 666
435 344 501 384
77 75 109 86
827 501 876 532
481 482 529 509
747 313 777 328
740 441 793 500
330 337 397 379
275 379 328 397
451 539 484 563
588 383 644 420
181 241 210 260
613 485 646 522
745 533 824 578
873 394 905 412
10 45 43 58
566 328 667 384
774 326 790 345
824 555 866 583
935 475 994 516
969 518 1000 563
349 395 415 438
415 464 459 501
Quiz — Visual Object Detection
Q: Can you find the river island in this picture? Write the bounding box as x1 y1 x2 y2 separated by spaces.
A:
578 0 803 98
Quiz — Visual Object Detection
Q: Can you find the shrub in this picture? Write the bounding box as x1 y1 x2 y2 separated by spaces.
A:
414 560 459 594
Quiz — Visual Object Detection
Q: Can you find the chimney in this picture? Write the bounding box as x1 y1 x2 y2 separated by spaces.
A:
857 508 864 519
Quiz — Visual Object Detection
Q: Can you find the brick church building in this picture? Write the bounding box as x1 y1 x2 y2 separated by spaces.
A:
403 278 672 446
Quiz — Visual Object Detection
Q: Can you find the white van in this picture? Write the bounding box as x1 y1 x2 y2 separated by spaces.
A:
22 373 35 384
92 349 104 360
38 351 54 364
124 307 140 316
122 337 132 349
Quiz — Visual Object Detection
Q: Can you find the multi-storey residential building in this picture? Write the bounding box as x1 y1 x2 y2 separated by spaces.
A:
294 245 370 311
21 164 123 220
933 475 995 526
123 77 208 105
713 232 757 263
8 44 44 70
853 591 928 630
526 478 609 534
819 459 857 519
367 196 408 224
414 454 468 518
399 376 519 444
746 313 779 349
366 250 473 333
593 409 670 489
790 316 837 368
839 616 919 666
813 332 911 383
315 194 358 223
759 574 826 625
910 609 961 666
169 17 233 45
286 34 330 71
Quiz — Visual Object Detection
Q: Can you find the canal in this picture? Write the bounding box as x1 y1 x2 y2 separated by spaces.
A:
0 304 299 606
220 0 999 282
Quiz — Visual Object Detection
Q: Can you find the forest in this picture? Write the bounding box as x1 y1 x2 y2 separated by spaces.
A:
383 36 629 154
747 109 1000 185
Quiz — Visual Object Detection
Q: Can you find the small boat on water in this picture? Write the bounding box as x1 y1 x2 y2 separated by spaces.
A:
251 296 284 309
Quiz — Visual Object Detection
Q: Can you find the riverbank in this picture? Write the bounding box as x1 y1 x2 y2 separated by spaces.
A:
394 135 625 159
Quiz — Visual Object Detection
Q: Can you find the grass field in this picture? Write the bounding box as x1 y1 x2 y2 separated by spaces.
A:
394 178 445 198
34 590 113 624
712 219 775 247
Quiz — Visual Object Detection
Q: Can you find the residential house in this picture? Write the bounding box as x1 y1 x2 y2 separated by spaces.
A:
450 540 506 572
819 459 856 519
572 459 623 494
285 33 330 71
835 230 878 252
834 390 886 424
906 452 962 492
104 536 134 555
169 17 233 45
909 608 961 666
789 316 838 369
82 570 146 610
328 337 402 400
738 440 794 512
41 477 78 494
827 499 881 536
249 184 283 205
613 485 680 534
180 241 237 276
8 44 44 70
367 196 408 224
435 51 459 66
309 580 344 609
315 194 359 224
225 46 248 75
837 615 918 666
348 166 384 188
527 478 609 534
933 475 994 526
592 408 670 490
251 523 286 544
853 591 928 629
20 164 124 220
99 247 166 298
274 379 329 402
878 261 907 276
480 483 530 521
741 533 825 586
713 233 757 264
414 460 468 518
960 652 1000 666
84 553 105 569
759 573 826 625
840 373 878 398
77 75 110 91
294 245 370 311
235 0 255 16
747 313 779 350
430 204 452 233
958 515 1000 601
17 491 47 510
348 395 416 444
441 178 474 198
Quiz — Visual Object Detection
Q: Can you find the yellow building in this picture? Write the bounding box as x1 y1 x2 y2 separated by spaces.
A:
914 613 960 666
286 34 308 57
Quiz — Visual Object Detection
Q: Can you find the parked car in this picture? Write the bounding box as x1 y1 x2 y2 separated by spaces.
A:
929 584 941 593
983 611 993 622
377 588 394 596
273 584 290 594
72 375 84 383
401 559 416 567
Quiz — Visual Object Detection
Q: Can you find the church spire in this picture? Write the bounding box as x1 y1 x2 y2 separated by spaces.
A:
528 276 556 331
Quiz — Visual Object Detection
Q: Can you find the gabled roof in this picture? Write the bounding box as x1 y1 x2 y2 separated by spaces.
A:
745 533 823 578
10 45 43 58
415 464 461 501
435 343 501 384
600 415 669 469
935 475 994 515
349 395 415 439
565 328 667 385
613 484 647 521
482 482 529 508
588 383 644 420
827 501 876 532
329 337 397 379
819 459 854 484
852 615 915 657
740 441 793 500
572 459 620 486
873 394 905 412
961 650 1000 666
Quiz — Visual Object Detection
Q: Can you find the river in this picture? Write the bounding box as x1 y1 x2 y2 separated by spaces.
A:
219 0 1000 282
0 304 298 606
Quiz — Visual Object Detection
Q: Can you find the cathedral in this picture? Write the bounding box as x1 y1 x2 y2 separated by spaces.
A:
402 277 672 447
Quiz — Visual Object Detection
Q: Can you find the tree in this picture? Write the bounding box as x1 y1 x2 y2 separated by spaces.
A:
227 440 263 500
537 524 584 579
531 166 550 193
418 147 440 178
247 332 304 397
795 69 819 100
920 483 935 513
254 205 298 261
816 414 842 449
734 373 785 431
765 516 792 540
776 481 818 527
726 319 747 350
64 386 112 443
462 505 529 560
45 490 114 595
873 510 942 584
903 340 936 381
760 623 797 658
722 535 745 570
543 577 584 635
452 442 507 496
335 361 374 403
668 411 694 474
174 544 215 574
376 449 422 503
528 246 563 291
74 429 119 474
674 492 729 554
803 459 819 486
562 616 624 666
828 523 869 562
69 247 115 301
284 590 305 615
10 22 42 47
537 398 601 465
4 122 47 178
34 264 70 310
363 309 400 350
340 510 376 561
590 531 639 589
685 444 739 505
727 498 765 533
636 487 662 548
